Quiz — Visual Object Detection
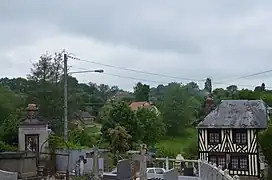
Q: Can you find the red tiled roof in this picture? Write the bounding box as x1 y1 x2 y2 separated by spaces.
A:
129 101 154 111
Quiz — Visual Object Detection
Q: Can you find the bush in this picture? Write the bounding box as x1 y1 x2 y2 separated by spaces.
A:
0 141 17 152
259 122 272 167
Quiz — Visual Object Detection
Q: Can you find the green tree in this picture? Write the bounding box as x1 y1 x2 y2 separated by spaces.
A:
259 121 272 167
159 83 201 136
254 83 266 92
204 78 212 93
136 108 165 146
108 125 131 153
226 85 239 99
0 85 24 146
101 101 140 144
134 82 150 101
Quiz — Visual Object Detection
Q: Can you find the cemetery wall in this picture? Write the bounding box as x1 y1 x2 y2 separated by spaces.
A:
55 148 109 173
0 152 36 179
0 169 18 180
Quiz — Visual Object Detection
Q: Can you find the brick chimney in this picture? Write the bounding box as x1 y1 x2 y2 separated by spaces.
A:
27 104 38 119
205 93 215 115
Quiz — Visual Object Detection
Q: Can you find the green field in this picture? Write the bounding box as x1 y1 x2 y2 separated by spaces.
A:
155 128 197 157
85 123 102 135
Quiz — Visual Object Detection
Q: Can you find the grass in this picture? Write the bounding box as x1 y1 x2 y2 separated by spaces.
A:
83 122 197 158
155 128 197 158
85 122 102 135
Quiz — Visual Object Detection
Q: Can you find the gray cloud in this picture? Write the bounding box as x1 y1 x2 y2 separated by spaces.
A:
1 0 272 90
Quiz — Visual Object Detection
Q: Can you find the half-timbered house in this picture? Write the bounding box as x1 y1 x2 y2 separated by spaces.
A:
197 100 269 177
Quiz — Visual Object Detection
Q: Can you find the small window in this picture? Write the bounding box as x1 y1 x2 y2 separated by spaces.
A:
239 156 248 169
218 156 226 168
147 169 155 173
231 157 239 169
209 155 217 164
208 129 221 144
230 155 248 170
233 129 247 144
208 154 226 169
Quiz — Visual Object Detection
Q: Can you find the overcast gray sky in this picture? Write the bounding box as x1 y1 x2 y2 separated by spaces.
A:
1 0 272 91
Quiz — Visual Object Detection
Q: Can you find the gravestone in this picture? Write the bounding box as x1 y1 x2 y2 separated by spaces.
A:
117 159 132 180
132 153 147 180
18 104 50 154
163 169 179 180
184 167 194 176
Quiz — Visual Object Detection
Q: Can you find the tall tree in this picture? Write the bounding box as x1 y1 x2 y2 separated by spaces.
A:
226 85 239 99
27 52 65 133
254 83 266 92
160 83 201 136
100 101 140 143
136 108 165 146
204 78 212 93
134 82 150 101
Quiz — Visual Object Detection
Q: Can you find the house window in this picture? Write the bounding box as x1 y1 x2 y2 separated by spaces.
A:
208 129 221 144
209 155 217 164
230 155 248 170
25 134 39 152
233 129 247 144
218 156 226 168
208 154 226 168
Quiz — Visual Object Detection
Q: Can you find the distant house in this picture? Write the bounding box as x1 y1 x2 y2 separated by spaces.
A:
80 111 95 125
73 111 95 127
129 101 160 115
197 100 269 178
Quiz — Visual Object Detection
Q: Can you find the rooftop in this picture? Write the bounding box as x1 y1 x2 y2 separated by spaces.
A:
197 100 269 129
129 101 155 111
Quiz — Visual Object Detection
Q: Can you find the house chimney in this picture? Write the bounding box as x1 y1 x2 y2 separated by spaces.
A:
205 94 215 114
27 104 38 119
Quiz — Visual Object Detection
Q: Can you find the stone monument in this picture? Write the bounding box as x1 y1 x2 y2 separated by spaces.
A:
18 104 49 153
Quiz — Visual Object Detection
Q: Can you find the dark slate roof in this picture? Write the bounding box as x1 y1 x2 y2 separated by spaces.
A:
197 100 269 129
20 116 47 126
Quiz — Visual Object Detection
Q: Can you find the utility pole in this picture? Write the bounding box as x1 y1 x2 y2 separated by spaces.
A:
64 53 68 142
140 145 147 180
93 146 100 180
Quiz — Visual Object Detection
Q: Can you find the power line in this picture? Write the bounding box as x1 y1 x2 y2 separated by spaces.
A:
67 55 271 89
215 69 272 83
71 66 272 89
67 55 206 82
103 72 169 84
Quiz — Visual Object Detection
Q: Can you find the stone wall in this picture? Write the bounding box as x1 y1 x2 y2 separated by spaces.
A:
0 151 37 179
0 169 18 180
55 148 109 173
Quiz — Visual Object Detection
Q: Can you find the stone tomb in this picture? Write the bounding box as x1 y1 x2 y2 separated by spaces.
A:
18 104 49 153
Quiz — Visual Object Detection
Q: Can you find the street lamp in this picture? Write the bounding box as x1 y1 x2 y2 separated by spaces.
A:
69 69 104 74
63 59 104 142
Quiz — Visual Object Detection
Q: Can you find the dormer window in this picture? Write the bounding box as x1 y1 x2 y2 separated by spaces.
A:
233 129 247 145
207 129 221 144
